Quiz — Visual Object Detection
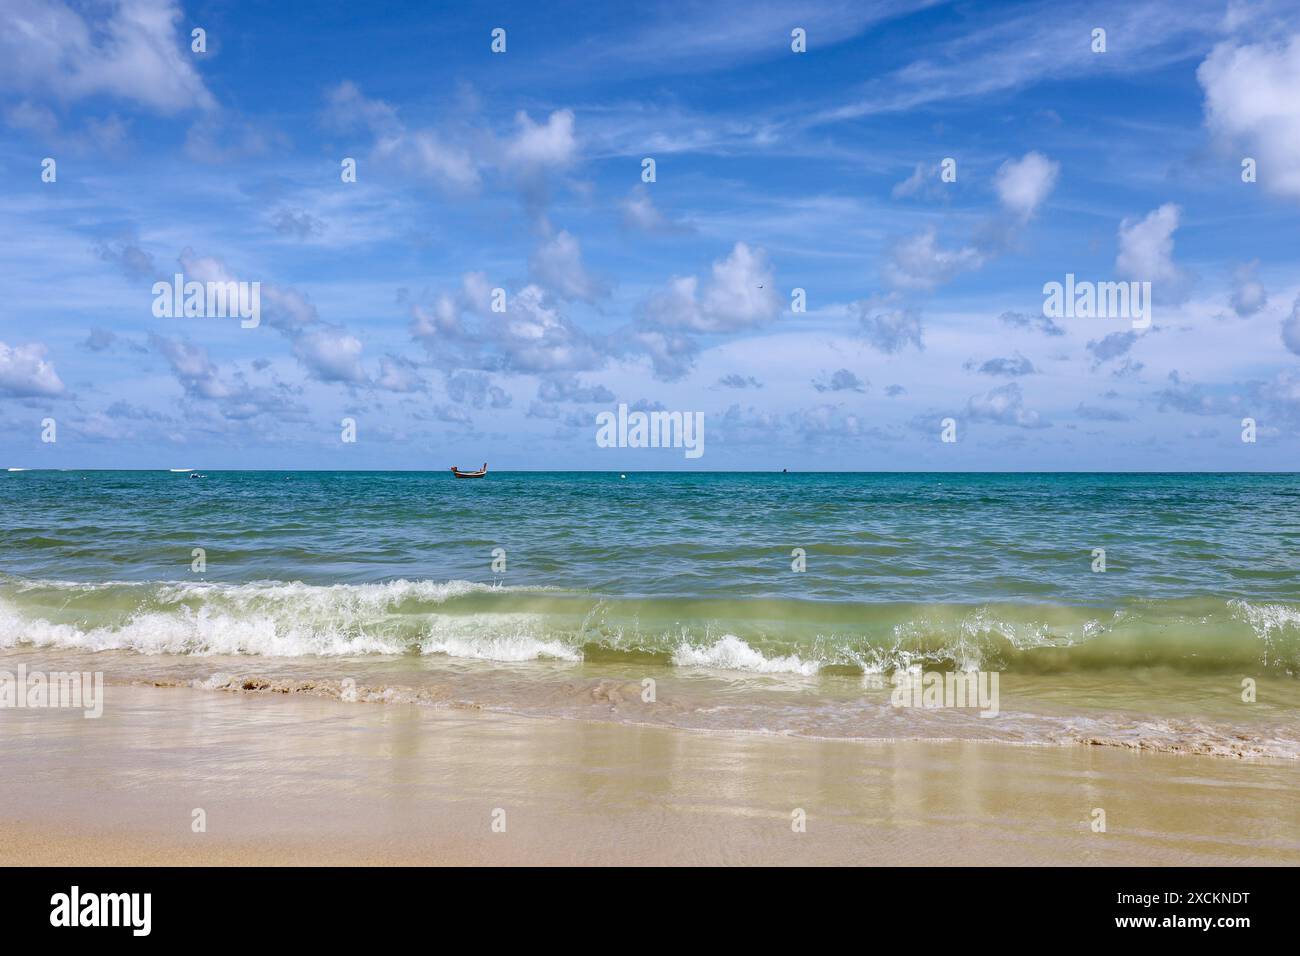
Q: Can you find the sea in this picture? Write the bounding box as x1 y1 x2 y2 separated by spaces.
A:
3 470 1299 757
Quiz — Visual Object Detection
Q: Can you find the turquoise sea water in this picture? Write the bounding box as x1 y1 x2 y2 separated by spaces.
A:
3 470 1300 667
3 470 1299 754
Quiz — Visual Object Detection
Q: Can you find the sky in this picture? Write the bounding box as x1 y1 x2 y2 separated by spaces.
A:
2 0 1300 470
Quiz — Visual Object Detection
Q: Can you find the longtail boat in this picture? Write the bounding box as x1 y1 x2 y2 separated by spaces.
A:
450 463 488 479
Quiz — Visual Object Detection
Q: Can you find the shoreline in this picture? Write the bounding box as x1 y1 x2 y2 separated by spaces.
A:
3 684 1299 866
6 640 1299 761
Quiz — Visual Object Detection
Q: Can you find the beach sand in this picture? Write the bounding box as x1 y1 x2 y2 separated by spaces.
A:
2 684 1298 866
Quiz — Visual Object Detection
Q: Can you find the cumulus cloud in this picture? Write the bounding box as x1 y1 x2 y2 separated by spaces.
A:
965 353 1035 376
998 309 1065 337
813 368 867 393
620 185 693 234
323 81 479 192
631 328 698 381
292 326 366 385
966 382 1047 428
505 109 577 170
95 236 157 280
529 229 604 302
0 341 64 397
717 373 763 389
535 374 614 404
1111 358 1145 381
271 208 326 240
1087 330 1140 366
883 152 1055 292
496 285 607 373
1282 294 1300 356
852 299 923 354
994 151 1059 220
378 126 480 190
1116 203 1187 299
148 333 230 400
148 334 306 422
1154 370 1240 416
413 278 608 376
635 243 780 378
322 83 579 215
1227 261 1268 318
175 247 386 388
645 243 780 334
0 0 215 114
1198 34 1300 200
376 355 425 393
883 227 984 290
82 328 118 352
447 371 512 408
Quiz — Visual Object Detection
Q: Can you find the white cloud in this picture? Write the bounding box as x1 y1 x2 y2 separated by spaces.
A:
324 81 479 192
375 128 481 191
883 228 984 290
1198 34 1300 200
505 109 577 170
323 80 400 135
967 382 1047 428
1282 295 1300 356
646 242 780 333
891 162 941 200
0 0 214 114
293 327 366 385
701 242 780 329
376 355 426 393
853 299 924 354
530 229 603 302
1116 203 1183 286
149 334 231 400
0 341 64 397
620 185 692 233
994 151 1059 220
1230 261 1268 317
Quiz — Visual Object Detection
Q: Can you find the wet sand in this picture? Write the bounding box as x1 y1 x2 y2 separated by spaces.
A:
2 684 1298 866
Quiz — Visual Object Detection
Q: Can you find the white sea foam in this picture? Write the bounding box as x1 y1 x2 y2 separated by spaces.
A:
1230 599 1300 636
0 602 407 657
672 634 820 675
0 579 559 658
422 634 582 662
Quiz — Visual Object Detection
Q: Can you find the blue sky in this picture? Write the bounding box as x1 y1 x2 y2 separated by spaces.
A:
2 0 1300 470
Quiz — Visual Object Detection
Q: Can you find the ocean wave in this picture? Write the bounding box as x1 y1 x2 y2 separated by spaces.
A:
672 634 820 675
1 576 1298 674
0 578 563 658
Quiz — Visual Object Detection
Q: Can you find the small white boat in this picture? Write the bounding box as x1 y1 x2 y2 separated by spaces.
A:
169 468 193 473
6 467 27 472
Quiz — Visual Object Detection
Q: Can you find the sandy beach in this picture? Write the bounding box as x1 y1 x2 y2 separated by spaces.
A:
3 683 1298 866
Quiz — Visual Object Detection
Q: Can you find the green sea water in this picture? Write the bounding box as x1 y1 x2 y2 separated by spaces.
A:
3 471 1299 754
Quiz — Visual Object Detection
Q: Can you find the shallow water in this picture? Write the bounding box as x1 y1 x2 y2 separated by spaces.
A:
3 471 1298 756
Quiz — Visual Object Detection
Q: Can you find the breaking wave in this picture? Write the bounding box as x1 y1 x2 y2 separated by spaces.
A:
1 575 1299 675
